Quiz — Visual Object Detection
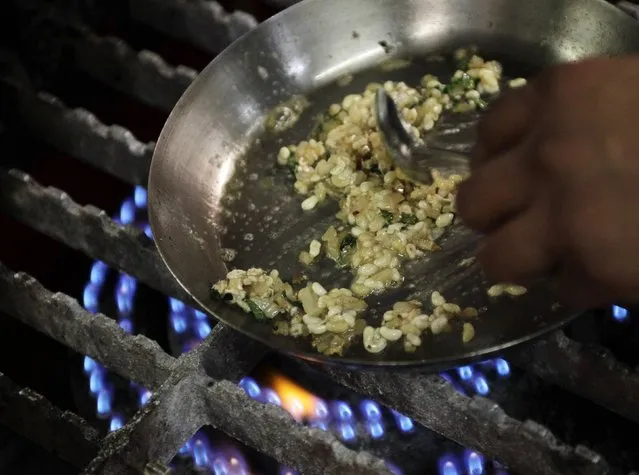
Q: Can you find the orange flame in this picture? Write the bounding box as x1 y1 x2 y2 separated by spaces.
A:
265 371 319 421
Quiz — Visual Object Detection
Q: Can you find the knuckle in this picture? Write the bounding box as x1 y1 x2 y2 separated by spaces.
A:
537 64 579 99
455 182 479 226
535 138 573 174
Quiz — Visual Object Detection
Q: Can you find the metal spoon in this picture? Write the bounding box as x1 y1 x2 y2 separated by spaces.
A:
374 88 475 184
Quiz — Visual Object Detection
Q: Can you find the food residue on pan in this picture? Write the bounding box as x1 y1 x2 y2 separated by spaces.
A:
336 74 354 87
265 95 310 134
379 58 412 72
213 48 529 357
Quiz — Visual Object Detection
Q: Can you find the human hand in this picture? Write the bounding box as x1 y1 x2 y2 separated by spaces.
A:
456 56 639 309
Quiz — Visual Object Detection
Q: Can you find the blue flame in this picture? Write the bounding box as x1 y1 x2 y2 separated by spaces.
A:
139 389 152 406
83 282 100 314
170 311 188 334
196 320 212 339
473 376 489 396
134 186 148 208
110 413 124 431
495 358 510 377
360 400 382 421
612 305 628 322
119 319 133 334
437 450 490 475
195 310 208 320
97 388 112 417
439 457 460 475
193 439 209 467
89 367 105 393
314 400 329 420
332 401 354 421
119 198 136 225
457 365 473 380
262 388 282 406
391 409 414 433
338 422 356 442
179 440 192 455
368 421 384 439
239 377 261 399
83 356 96 374
309 419 329 431
465 450 484 474
90 261 108 285
386 461 404 475
169 298 185 313
115 279 135 317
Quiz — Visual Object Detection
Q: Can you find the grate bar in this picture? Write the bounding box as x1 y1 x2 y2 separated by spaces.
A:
85 370 392 475
73 33 196 112
196 324 269 382
510 330 639 424
0 168 269 378
0 169 186 301
4 3 196 112
321 366 611 475
0 263 175 389
201 379 392 475
127 0 257 54
0 371 100 468
0 78 152 186
83 371 210 474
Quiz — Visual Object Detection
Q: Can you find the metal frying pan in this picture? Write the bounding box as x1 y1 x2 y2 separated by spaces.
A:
148 0 639 370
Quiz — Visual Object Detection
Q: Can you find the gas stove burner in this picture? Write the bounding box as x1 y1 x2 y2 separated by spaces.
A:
80 185 519 474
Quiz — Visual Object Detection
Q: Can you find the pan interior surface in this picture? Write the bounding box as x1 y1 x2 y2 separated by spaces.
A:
148 0 639 368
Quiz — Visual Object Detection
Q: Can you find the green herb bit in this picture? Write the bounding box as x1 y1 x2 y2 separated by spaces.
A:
246 299 267 321
340 234 357 252
456 58 470 71
458 73 477 90
400 213 419 225
287 154 297 170
369 164 383 176
211 287 231 301
380 209 394 225
476 98 488 110
448 73 476 93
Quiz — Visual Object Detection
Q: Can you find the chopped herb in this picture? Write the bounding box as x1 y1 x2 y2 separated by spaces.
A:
211 288 223 299
380 210 394 225
445 73 477 96
211 287 231 301
340 234 357 252
456 57 470 70
309 113 327 137
476 98 488 110
400 213 419 225
456 73 477 90
287 155 297 169
369 164 383 176
246 299 267 321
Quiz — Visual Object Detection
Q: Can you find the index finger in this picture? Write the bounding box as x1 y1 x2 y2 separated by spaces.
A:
472 82 538 169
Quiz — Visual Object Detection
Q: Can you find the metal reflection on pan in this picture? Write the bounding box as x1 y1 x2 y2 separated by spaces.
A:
148 0 639 369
